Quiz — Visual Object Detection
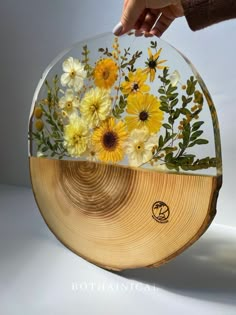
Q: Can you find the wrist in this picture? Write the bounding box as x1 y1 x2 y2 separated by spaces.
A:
181 0 209 30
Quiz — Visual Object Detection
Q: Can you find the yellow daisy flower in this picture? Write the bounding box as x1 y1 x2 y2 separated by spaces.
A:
94 58 118 89
64 115 89 157
80 87 111 128
125 93 163 133
144 48 167 82
121 68 150 96
92 117 127 163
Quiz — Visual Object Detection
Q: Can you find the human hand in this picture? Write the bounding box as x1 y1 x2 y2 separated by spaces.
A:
113 0 184 37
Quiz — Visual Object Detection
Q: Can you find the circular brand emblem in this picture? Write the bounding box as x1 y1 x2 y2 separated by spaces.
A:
152 201 170 223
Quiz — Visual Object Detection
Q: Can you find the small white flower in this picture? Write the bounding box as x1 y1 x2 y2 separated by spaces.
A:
169 70 180 87
59 89 79 116
83 142 98 162
154 164 168 172
37 151 44 158
61 57 86 91
61 110 68 118
87 149 98 162
124 127 158 167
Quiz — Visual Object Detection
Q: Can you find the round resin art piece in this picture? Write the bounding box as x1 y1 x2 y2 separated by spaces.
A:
28 33 222 270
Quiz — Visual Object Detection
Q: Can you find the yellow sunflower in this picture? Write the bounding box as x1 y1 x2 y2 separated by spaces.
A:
125 93 163 133
92 117 127 163
64 115 89 157
144 48 167 82
94 58 118 89
121 68 150 96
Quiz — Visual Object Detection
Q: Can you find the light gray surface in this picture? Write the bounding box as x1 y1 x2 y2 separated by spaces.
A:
0 184 236 315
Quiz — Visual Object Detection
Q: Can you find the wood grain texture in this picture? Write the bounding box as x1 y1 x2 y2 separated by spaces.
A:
30 157 221 270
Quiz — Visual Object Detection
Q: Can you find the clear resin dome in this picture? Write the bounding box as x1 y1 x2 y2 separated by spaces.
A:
29 33 222 176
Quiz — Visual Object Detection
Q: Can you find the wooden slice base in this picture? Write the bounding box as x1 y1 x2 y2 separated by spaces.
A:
29 157 221 270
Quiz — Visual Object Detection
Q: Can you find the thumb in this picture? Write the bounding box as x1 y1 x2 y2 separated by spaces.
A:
113 0 145 36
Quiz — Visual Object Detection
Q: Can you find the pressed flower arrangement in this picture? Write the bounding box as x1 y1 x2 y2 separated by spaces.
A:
29 33 222 270
29 35 221 175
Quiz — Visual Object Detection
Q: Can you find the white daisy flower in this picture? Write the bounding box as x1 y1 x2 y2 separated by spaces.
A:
61 57 86 91
124 127 158 167
59 89 79 116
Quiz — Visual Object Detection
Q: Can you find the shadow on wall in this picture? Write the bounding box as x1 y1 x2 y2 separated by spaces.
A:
119 225 236 305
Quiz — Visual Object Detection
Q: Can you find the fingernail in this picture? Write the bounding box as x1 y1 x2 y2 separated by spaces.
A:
112 22 123 36
144 32 153 38
135 30 144 37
